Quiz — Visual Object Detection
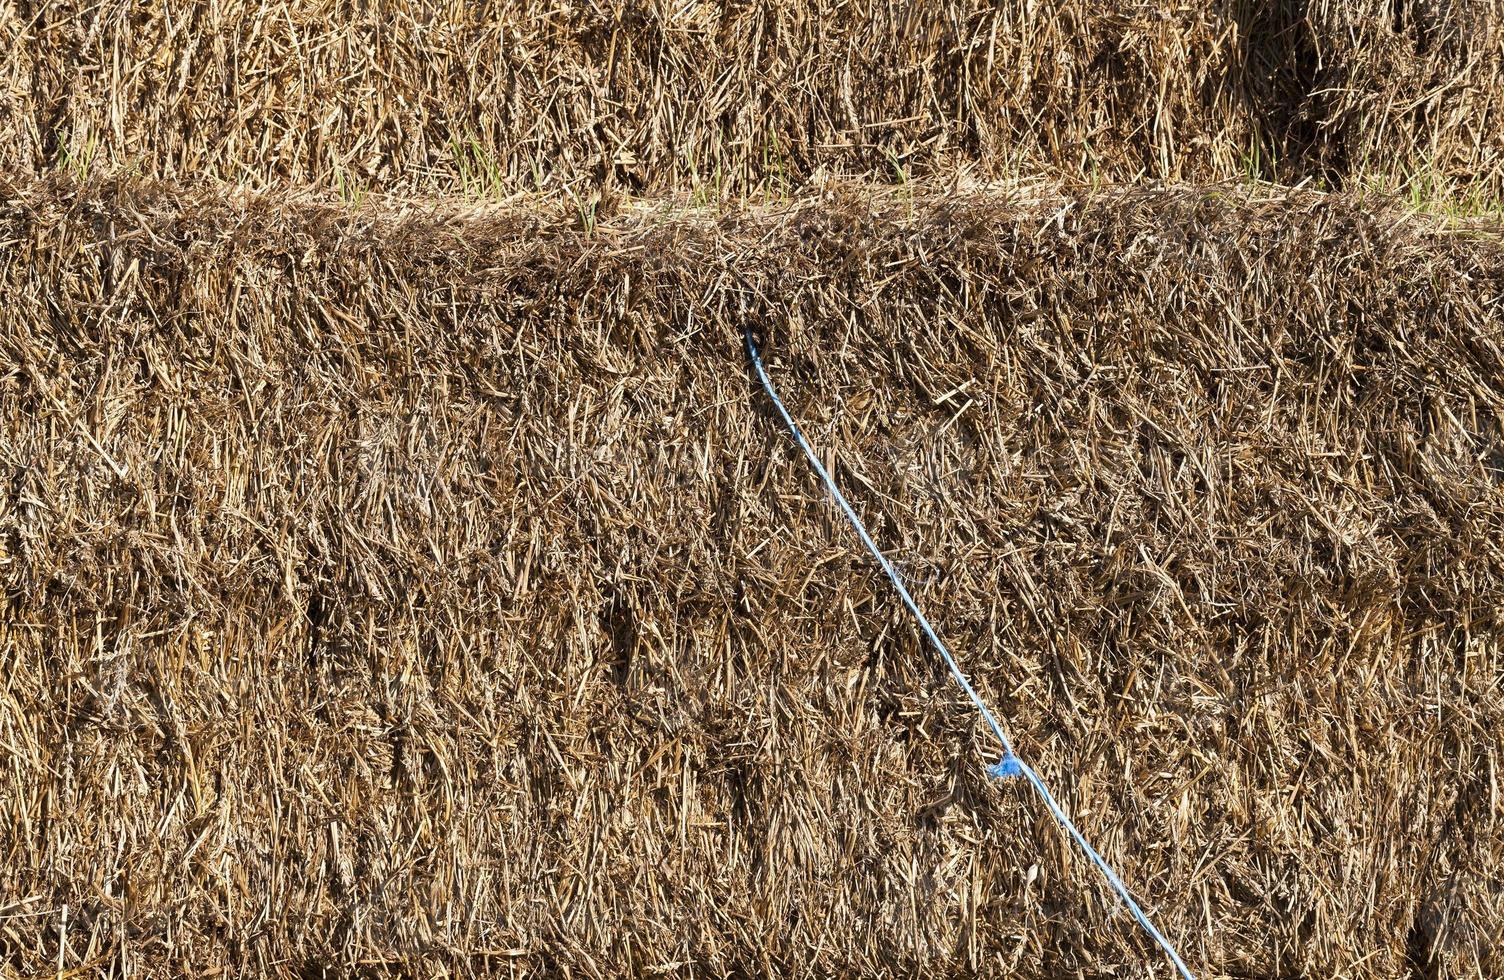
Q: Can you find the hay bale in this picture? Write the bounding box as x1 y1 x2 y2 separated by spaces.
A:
0 1 1254 194
1235 0 1504 199
8 2 1504 203
1 176 1501 976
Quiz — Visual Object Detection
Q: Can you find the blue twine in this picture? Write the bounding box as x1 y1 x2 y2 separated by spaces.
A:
988 754 1024 779
745 330 1195 980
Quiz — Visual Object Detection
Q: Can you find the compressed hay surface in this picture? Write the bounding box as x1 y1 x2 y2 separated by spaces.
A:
3 1 1244 191
7 2 1502 200
1 177 1503 977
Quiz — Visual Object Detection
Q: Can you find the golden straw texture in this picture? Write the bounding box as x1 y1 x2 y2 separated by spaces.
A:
6 2 1502 200
2 176 1501 977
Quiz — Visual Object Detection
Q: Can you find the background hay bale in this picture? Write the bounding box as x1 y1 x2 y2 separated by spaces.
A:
1 177 1501 977
4 1 1245 194
7 2 1503 205
1234 0 1504 201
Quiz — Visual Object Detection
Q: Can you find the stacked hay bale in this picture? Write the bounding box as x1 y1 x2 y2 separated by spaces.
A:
6 2 1502 201
4 1 1245 191
1 177 1500 976
1236 0 1504 200
4 1 1504 977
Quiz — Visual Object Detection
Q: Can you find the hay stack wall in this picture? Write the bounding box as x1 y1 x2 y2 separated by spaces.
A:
2 177 1502 977
6 2 1503 201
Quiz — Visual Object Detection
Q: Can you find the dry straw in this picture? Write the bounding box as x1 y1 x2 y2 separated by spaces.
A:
4 2 1502 204
745 326 1195 978
2 175 1501 977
